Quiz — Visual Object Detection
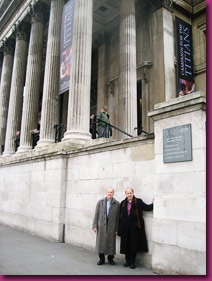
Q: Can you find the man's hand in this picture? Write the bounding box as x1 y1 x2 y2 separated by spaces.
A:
93 228 97 233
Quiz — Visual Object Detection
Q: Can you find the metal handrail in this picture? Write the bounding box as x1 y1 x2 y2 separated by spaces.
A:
98 119 150 137
97 119 133 137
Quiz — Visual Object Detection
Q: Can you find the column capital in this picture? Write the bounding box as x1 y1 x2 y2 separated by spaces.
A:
149 0 174 12
14 22 30 42
2 38 15 56
29 2 46 24
138 61 153 84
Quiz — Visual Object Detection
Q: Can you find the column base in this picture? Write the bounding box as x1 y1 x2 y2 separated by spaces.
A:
16 146 33 153
2 151 15 157
62 130 92 145
36 139 55 149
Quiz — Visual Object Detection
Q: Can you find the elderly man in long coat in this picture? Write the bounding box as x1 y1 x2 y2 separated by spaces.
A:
92 188 120 265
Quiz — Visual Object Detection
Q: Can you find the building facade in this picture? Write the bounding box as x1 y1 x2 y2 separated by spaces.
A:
0 0 206 275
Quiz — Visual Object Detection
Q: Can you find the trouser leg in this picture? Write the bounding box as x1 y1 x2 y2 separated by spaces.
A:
99 253 105 262
130 253 136 265
108 255 114 261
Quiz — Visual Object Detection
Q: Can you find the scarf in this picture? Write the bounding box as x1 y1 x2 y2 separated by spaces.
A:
120 196 141 229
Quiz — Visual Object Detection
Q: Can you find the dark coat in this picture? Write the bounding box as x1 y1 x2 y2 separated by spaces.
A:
118 196 153 255
92 197 120 255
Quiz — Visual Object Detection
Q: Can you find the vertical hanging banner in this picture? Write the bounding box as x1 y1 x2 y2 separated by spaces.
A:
175 16 195 97
59 0 75 95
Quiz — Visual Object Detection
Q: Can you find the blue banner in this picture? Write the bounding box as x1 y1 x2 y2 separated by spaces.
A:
175 16 195 97
59 0 75 95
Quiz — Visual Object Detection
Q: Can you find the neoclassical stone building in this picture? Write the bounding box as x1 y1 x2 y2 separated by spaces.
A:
0 0 206 275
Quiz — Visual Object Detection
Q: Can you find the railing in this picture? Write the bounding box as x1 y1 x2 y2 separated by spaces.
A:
53 121 150 143
98 119 150 137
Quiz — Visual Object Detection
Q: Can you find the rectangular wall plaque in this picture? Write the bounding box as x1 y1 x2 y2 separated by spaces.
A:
163 124 192 163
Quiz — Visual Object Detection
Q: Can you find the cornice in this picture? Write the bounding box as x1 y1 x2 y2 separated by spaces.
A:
193 1 206 14
174 0 206 14
0 0 33 42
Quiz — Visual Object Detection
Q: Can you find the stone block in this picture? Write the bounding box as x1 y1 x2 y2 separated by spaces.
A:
46 191 65 208
152 219 177 246
65 193 101 210
65 225 96 251
95 150 111 164
67 165 99 180
109 148 130 163
135 160 155 176
112 162 136 178
130 143 155 161
66 179 105 195
177 221 206 252
98 163 114 179
155 171 206 196
154 195 206 223
65 208 93 229
155 148 206 174
45 157 66 170
43 169 66 181
152 242 206 275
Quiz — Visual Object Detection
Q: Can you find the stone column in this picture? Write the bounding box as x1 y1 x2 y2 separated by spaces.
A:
3 25 29 156
37 0 64 148
18 5 44 152
97 43 107 113
152 4 176 103
63 0 93 143
96 33 109 113
118 0 137 138
0 40 14 154
0 52 3 83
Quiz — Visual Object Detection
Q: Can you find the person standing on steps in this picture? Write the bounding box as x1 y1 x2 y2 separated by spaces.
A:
96 105 112 138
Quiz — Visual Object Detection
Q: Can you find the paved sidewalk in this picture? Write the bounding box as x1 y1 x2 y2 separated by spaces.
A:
0 224 156 276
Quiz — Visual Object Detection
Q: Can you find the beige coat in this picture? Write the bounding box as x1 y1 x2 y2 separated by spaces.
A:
92 197 120 255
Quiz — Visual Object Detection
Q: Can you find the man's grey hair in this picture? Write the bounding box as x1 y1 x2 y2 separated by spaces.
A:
125 188 134 193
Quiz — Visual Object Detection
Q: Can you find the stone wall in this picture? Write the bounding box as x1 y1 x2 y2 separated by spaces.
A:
149 92 206 275
0 156 67 241
0 136 155 269
64 137 155 268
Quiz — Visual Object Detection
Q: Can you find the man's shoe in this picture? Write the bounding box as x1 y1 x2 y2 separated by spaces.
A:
130 263 135 269
97 260 105 265
123 262 130 267
108 259 115 265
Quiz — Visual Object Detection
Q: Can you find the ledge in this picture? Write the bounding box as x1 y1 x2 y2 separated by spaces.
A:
0 133 154 167
148 92 206 121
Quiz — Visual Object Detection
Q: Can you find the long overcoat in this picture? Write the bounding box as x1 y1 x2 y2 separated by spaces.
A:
92 197 120 255
118 197 153 255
